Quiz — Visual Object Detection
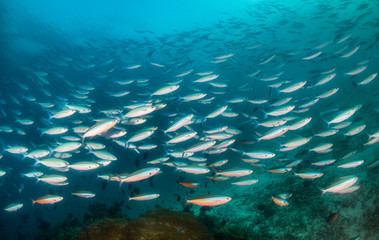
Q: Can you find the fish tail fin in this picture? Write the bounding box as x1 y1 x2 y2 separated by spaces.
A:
230 148 243 154
260 108 267 119
322 119 330 129
317 186 326 197
118 179 124 188
37 127 44 137
252 119 259 128
183 194 189 208
33 158 39 167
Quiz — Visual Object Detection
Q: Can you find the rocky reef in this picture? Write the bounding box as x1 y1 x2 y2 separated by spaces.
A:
76 209 213 240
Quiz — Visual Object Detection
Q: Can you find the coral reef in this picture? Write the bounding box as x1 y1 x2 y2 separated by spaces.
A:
76 209 213 240
77 218 128 240
124 209 213 240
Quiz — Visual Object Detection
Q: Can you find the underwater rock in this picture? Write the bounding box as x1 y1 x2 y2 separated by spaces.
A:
76 209 212 240
77 218 128 240
123 209 213 240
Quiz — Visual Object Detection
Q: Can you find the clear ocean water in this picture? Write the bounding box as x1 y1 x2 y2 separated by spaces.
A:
1 0 379 239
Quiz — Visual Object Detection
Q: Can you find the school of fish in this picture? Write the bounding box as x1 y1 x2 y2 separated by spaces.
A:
0 0 378 233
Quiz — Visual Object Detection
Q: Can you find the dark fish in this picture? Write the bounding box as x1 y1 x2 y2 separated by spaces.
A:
177 196 181 202
327 212 339 224
143 152 149 160
149 177 154 187
101 181 108 191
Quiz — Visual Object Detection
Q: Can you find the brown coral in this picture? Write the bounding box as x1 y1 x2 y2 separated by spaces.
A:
76 209 213 240
77 218 128 240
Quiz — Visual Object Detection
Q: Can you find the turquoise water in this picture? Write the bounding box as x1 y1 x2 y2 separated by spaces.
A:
0 0 378 239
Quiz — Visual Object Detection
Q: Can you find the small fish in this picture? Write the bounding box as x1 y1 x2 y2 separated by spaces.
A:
129 193 159 201
302 51 322 60
327 212 339 224
72 191 96 198
231 179 258 186
258 125 289 142
119 168 160 185
179 182 200 188
272 196 289 206
294 171 323 179
318 176 358 196
4 203 23 212
69 161 100 171
337 160 364 169
32 195 63 204
215 169 253 177
186 195 231 206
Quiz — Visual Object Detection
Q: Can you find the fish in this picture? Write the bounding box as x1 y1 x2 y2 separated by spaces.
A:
184 141 216 153
124 106 156 118
272 196 289 206
129 193 159 201
4 203 23 212
357 73 377 85
240 150 276 159
185 195 231 206
294 171 323 179
179 182 200 188
205 105 228 119
258 125 289 142
279 81 306 93
50 109 76 119
337 160 364 169
327 212 339 224
165 114 193 133
5 146 28 154
177 166 210 174
288 117 312 130
32 195 63 204
119 168 160 185
53 142 82 153
266 105 295 117
231 179 258 186
317 88 339 99
318 176 358 196
312 159 336 166
215 169 253 177
345 65 367 76
315 73 336 86
69 161 100 170
194 74 219 83
82 119 118 142
152 85 180 96
326 104 362 125
72 191 96 198
302 51 322 60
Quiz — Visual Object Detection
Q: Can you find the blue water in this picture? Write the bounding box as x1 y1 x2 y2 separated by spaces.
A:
1 0 379 239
